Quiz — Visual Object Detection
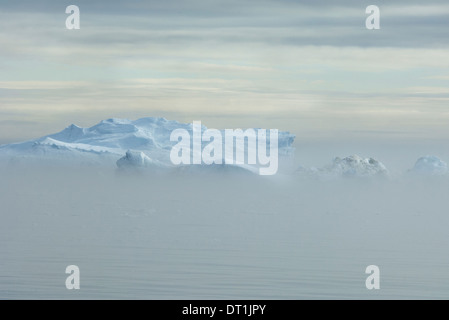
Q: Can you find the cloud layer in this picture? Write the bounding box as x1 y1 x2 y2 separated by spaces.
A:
1 0 449 142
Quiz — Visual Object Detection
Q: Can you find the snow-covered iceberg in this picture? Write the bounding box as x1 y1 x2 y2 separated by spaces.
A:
296 155 389 179
0 117 295 174
408 156 448 176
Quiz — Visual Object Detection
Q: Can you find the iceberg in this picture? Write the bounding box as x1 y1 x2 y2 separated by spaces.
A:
296 155 389 179
408 156 448 176
0 117 295 173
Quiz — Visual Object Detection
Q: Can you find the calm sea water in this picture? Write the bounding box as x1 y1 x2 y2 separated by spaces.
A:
1 168 449 299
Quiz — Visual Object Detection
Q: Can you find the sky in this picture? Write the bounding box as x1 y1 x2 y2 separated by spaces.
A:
1 0 449 144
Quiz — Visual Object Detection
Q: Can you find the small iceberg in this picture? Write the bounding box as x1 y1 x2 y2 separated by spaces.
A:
408 156 448 176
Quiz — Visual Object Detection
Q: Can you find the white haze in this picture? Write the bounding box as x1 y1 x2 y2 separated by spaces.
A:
1 165 449 299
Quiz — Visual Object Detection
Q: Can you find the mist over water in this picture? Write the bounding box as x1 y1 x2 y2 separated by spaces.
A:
1 165 449 299
2 0 449 301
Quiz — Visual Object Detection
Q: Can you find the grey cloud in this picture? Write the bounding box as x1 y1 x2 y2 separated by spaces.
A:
1 1 449 49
